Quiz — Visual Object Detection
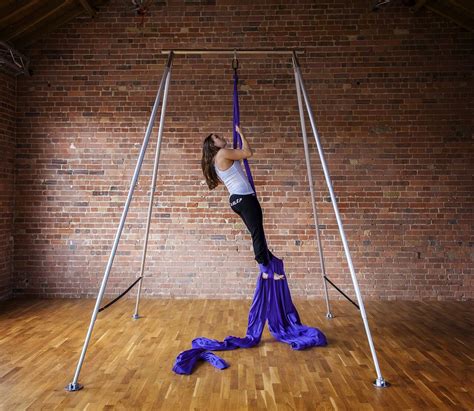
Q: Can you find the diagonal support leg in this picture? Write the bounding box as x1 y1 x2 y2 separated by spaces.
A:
292 56 333 319
65 52 174 392
133 57 173 320
292 52 389 388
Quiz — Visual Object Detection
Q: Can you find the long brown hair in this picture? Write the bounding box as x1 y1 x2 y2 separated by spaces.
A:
201 134 221 190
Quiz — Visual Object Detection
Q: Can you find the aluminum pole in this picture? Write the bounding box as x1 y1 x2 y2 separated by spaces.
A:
65 52 174 392
133 59 173 319
293 53 389 388
292 56 333 319
161 49 305 56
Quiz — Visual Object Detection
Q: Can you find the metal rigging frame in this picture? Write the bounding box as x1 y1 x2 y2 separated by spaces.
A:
66 48 389 391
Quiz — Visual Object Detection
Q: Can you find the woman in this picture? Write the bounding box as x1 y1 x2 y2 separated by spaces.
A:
201 125 284 280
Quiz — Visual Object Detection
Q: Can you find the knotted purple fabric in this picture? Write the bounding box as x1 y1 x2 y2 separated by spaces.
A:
172 68 327 375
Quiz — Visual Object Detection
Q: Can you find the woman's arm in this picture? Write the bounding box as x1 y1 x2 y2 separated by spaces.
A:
236 125 253 158
220 126 253 161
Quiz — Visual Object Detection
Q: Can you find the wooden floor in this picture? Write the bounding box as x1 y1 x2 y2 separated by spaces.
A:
0 297 472 410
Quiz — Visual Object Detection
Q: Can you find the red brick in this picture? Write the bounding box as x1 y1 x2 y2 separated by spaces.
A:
1 0 472 301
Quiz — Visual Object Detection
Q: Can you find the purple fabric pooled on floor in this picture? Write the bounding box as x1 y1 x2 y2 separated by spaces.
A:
172 348 229 375
172 255 327 374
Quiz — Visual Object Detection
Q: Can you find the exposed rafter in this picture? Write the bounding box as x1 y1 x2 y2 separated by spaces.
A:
420 0 474 32
77 0 96 17
1 0 76 43
371 0 474 31
0 0 108 52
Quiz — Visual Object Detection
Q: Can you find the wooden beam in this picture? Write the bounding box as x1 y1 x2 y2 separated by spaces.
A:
77 0 96 17
15 6 84 49
413 0 430 13
427 0 474 31
0 0 76 43
0 0 43 26
444 0 474 16
0 0 32 17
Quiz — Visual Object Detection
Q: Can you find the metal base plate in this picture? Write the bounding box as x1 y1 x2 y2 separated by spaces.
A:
326 312 334 319
65 382 83 391
373 378 390 388
132 314 141 320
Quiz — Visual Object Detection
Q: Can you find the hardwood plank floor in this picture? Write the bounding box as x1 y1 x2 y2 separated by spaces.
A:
0 298 472 410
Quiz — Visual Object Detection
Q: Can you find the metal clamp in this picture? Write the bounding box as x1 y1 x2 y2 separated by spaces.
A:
232 50 239 71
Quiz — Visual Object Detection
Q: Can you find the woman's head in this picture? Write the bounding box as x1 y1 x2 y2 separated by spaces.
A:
211 134 227 148
201 133 227 190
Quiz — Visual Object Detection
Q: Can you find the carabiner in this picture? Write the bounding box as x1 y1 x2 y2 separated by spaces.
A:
232 49 239 71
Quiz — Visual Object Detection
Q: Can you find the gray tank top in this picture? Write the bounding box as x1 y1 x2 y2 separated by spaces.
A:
214 160 254 196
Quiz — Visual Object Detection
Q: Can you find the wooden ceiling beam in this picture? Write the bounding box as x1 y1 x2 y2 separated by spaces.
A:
0 0 33 17
15 6 84 49
77 0 96 17
446 0 474 14
1 0 76 43
413 0 474 30
0 0 43 26
413 0 430 13
426 0 474 31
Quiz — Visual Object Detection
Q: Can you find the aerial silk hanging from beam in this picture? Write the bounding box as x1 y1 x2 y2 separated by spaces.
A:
172 68 327 375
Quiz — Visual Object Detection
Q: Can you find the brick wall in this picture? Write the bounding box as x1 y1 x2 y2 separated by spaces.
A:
0 72 15 301
13 0 473 300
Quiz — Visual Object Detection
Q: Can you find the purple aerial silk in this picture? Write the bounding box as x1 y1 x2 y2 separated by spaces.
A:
232 71 256 193
172 69 327 375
